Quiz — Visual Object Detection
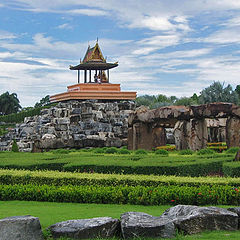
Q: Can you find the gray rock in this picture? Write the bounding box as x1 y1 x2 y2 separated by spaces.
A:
49 217 120 239
0 215 43 240
227 207 240 228
161 205 238 234
120 212 175 239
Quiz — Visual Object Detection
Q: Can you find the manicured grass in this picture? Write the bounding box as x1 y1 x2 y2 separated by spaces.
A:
0 201 169 229
0 201 239 240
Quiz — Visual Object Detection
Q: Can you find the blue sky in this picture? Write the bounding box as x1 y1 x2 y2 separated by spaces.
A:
0 0 240 107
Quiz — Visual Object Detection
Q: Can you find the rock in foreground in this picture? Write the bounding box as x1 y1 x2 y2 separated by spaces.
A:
120 212 175 239
49 217 120 239
0 215 44 240
161 205 238 234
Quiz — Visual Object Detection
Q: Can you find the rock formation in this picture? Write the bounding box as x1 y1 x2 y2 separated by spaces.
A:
0 100 135 152
128 103 240 151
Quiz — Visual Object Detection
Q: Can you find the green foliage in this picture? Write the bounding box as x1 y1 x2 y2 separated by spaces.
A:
118 148 131 154
105 147 118 154
226 147 240 154
178 149 194 155
199 81 239 104
0 151 234 176
93 148 105 154
135 149 148 155
155 149 169 156
0 92 21 115
11 140 19 152
0 183 239 206
223 162 240 177
34 95 50 108
197 148 215 155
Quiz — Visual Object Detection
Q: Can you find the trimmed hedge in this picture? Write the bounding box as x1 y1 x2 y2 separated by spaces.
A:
223 162 240 177
1 169 240 188
0 183 239 205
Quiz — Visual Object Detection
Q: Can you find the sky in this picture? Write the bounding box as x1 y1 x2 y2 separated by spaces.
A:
0 0 240 107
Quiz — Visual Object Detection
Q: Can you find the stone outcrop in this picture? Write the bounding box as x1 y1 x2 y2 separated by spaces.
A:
0 215 43 240
48 217 120 239
128 102 240 151
0 100 135 152
161 205 238 235
228 207 240 228
120 212 175 239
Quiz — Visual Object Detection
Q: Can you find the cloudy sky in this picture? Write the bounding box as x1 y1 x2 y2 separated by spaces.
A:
0 0 240 106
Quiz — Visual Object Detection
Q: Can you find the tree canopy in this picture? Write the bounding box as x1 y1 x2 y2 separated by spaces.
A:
34 95 50 108
0 92 21 115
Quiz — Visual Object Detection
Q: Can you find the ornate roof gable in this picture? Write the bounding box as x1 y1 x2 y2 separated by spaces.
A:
82 42 105 63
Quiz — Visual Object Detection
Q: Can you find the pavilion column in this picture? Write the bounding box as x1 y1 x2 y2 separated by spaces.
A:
84 70 87 83
78 70 80 83
107 69 109 83
89 70 91 83
100 70 102 83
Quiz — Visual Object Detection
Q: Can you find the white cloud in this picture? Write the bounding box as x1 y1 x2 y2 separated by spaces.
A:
68 8 108 16
0 30 17 40
56 23 73 30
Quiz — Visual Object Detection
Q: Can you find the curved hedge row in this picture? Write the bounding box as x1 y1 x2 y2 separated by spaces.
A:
0 184 239 206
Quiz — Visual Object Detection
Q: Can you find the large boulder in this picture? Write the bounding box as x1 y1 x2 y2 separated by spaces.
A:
0 215 43 240
227 207 240 228
49 217 120 239
161 205 238 234
120 212 176 239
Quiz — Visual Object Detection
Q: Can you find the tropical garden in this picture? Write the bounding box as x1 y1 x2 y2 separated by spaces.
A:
0 82 240 239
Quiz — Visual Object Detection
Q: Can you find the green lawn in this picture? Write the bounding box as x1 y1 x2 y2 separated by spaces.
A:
0 201 239 240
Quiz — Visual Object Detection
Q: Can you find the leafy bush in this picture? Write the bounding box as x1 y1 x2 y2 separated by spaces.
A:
223 162 240 177
135 149 148 155
93 148 105 154
178 149 194 155
105 147 118 154
11 140 19 152
197 149 215 155
226 147 240 154
155 149 169 156
118 148 131 155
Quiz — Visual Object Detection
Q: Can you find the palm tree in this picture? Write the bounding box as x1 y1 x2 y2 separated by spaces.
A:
0 92 22 115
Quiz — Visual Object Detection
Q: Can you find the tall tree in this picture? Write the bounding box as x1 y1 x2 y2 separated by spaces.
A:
0 92 21 115
199 81 239 104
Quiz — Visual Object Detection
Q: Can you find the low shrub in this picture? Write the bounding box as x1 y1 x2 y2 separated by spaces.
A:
11 140 19 152
197 149 215 155
155 149 169 156
118 148 131 155
178 149 194 155
134 149 148 155
156 145 176 151
93 148 105 154
223 162 240 177
226 147 240 154
105 147 118 154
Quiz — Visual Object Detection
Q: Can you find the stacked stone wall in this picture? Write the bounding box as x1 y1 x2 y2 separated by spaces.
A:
0 100 135 152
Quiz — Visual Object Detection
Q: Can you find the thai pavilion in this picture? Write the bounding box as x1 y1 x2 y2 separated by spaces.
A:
50 42 136 102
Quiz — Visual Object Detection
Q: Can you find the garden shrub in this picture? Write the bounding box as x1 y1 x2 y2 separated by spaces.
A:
197 148 215 155
226 147 240 154
155 149 169 156
223 162 240 177
105 147 118 154
0 183 239 206
156 145 176 151
134 149 148 155
118 148 131 154
11 139 19 152
178 149 194 155
93 148 105 154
